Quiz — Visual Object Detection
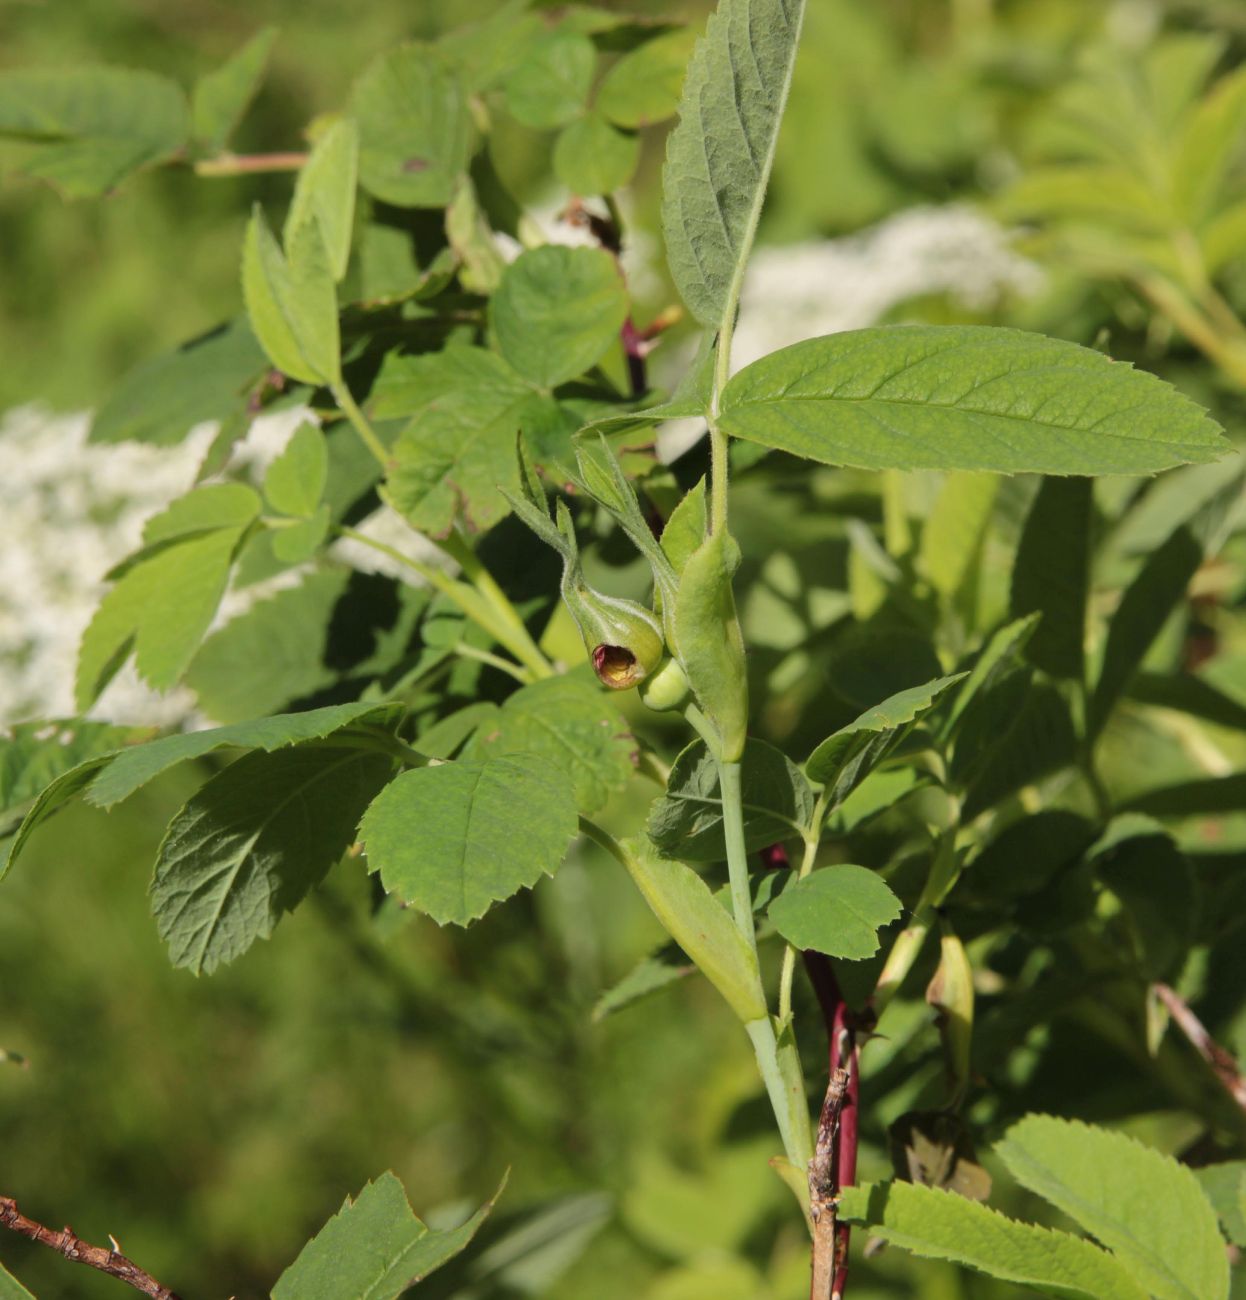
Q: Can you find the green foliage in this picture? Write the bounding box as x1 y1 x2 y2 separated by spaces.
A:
767 866 902 960
662 0 806 328
718 327 1229 474
271 1170 503 1299
7 3 1246 1296
360 756 579 926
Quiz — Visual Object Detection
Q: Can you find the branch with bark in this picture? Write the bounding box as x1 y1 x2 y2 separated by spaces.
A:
0 1196 182 1300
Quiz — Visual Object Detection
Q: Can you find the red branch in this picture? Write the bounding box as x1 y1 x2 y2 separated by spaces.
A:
0 1197 182 1300
1154 982 1246 1113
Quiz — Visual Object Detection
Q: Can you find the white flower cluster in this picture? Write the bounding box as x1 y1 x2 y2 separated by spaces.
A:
0 205 1041 727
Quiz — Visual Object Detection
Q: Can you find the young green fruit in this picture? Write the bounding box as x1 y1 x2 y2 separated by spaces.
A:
639 656 691 712
563 579 665 690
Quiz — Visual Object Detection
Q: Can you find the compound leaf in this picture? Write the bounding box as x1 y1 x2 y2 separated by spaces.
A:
839 1181 1150 1300
996 1115 1229 1300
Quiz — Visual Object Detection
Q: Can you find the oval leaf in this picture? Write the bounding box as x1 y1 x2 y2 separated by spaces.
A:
767 866 902 960
719 326 1229 475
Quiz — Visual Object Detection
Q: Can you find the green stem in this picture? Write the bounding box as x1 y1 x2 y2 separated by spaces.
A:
778 797 828 1022
450 643 530 683
718 760 757 955
331 381 391 469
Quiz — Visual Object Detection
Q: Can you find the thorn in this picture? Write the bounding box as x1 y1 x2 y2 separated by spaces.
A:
109 1234 122 1254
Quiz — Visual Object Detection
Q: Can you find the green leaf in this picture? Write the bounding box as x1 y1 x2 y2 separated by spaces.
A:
351 44 472 208
438 1 544 93
996 1114 1229 1300
265 423 328 516
597 28 697 128
806 676 964 807
0 1259 34 1299
592 947 692 1022
270 506 331 563
382 347 561 536
0 66 189 196
1010 477 1091 680
191 26 277 153
718 326 1229 475
553 112 639 195
187 572 350 724
1 757 117 881
1193 1162 1246 1247
1091 470 1243 733
504 29 595 130
1128 670 1246 731
242 205 341 386
648 738 812 861
86 702 387 809
660 478 708 576
89 319 268 446
271 1170 504 1300
942 615 1039 739
838 1182 1150 1300
767 866 901 960
674 531 749 762
1091 818 1197 978
1123 772 1246 816
616 836 766 1023
1174 64 1246 223
0 721 131 826
444 176 505 295
76 525 251 710
970 810 1096 903
142 483 262 546
360 755 578 926
490 246 628 390
152 745 393 973
284 117 359 283
921 472 998 597
661 0 807 327
470 676 635 815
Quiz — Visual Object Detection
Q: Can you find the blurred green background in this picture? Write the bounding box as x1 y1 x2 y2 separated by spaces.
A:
3 1 1246 1297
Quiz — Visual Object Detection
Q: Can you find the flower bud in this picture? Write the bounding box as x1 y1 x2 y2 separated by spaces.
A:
639 657 690 712
563 580 665 690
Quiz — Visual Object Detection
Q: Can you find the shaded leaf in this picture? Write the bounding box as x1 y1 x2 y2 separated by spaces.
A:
718 327 1228 475
152 745 394 973
553 112 639 195
1193 1161 1246 1247
648 738 812 861
806 676 963 807
921 472 998 598
592 947 692 1022
89 319 267 447
1010 477 1091 680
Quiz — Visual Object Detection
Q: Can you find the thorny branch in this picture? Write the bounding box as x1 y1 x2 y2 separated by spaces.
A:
1154 981 1246 1113
0 1197 182 1300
